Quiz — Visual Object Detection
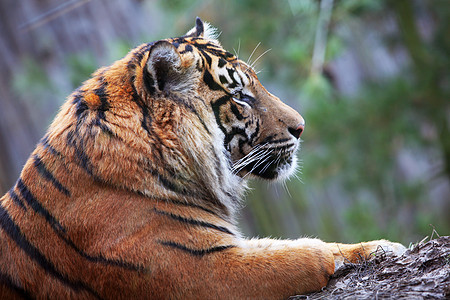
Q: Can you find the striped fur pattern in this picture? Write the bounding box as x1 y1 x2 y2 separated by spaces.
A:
0 18 406 299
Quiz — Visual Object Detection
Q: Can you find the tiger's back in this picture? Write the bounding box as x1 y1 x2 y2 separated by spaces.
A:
0 18 405 299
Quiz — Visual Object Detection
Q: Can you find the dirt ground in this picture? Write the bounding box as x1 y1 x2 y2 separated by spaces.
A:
290 236 450 299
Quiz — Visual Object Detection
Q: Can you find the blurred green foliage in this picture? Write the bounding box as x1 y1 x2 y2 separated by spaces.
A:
67 51 97 88
13 57 55 103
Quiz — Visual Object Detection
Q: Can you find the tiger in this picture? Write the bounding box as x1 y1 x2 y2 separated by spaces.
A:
0 17 406 299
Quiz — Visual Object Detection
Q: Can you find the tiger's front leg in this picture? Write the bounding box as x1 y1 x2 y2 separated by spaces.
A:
161 237 406 299
159 237 336 299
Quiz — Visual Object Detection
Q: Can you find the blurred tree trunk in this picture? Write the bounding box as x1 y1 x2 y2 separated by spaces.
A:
0 0 41 193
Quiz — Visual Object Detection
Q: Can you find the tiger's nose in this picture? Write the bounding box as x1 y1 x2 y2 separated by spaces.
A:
288 121 305 139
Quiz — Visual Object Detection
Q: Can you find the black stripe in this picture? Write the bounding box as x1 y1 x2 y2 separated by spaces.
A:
93 80 109 121
8 189 26 211
227 80 239 89
129 76 154 139
159 240 235 257
129 76 166 164
126 43 153 79
170 94 211 135
179 44 193 54
40 135 61 157
33 155 70 197
0 270 33 300
222 51 236 60
218 58 227 68
226 68 236 82
194 43 236 62
140 159 229 215
171 37 186 44
230 103 245 121
16 179 145 272
66 130 97 179
262 144 295 152
156 197 222 219
203 69 222 91
155 173 188 195
127 60 136 71
195 59 202 71
192 108 211 135
16 179 66 233
142 165 216 205
129 43 153 69
249 119 260 145
211 95 230 135
225 190 240 205
44 129 101 182
219 75 229 85
142 162 209 200
199 49 212 66
72 91 88 119
90 118 114 136
0 205 102 299
261 135 291 144
88 78 113 136
225 68 240 89
224 126 247 147
153 208 233 235
63 236 146 272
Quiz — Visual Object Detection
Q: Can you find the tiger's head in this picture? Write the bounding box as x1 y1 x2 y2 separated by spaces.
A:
47 18 304 217
140 18 304 182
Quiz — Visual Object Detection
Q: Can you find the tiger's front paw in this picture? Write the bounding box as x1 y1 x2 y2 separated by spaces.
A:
374 240 407 257
330 240 407 272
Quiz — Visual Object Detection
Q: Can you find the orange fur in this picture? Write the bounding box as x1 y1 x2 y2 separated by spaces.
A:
0 18 405 299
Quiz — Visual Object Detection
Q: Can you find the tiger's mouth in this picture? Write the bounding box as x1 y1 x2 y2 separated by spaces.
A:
231 142 299 180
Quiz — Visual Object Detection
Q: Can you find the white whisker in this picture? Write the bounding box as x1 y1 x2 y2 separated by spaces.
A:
246 42 261 66
249 48 271 70
232 143 268 167
232 145 264 169
234 149 271 174
242 152 272 180
260 159 275 173
232 145 269 175
237 39 241 58
237 147 274 179
283 180 292 198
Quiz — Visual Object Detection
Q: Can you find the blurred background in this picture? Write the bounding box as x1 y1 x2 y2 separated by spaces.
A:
0 0 448 245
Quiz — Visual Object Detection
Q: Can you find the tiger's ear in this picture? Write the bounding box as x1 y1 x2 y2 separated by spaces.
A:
184 17 220 43
185 17 204 38
145 40 193 94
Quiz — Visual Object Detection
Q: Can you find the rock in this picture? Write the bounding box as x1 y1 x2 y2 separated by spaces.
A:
290 236 450 299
